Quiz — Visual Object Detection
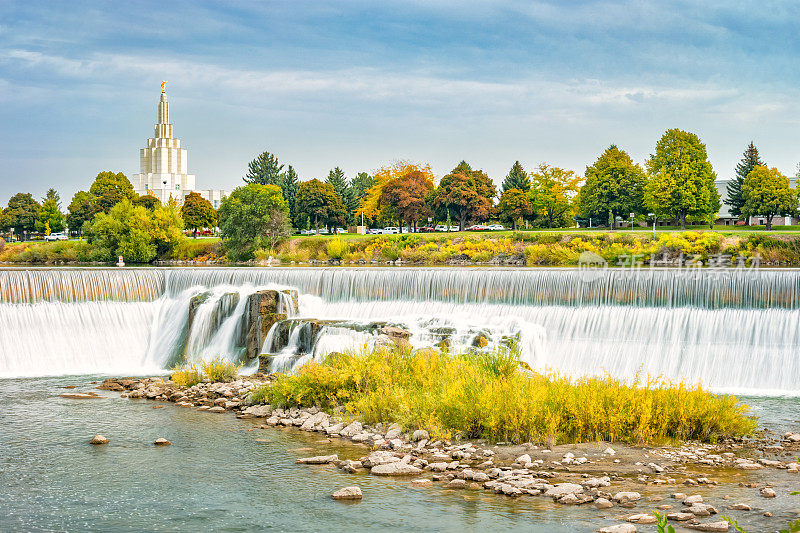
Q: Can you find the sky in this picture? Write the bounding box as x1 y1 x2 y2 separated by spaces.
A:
2 0 800 205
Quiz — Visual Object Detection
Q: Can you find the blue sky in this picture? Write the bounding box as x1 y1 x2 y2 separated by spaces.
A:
2 0 800 204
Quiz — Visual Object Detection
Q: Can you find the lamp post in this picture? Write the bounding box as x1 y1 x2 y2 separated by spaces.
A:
649 213 656 238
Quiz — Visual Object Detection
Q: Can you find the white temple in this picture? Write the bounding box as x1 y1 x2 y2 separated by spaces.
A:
131 83 228 208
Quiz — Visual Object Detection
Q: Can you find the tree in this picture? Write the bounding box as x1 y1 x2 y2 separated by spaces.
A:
357 162 436 225
67 191 97 237
244 151 284 185
181 192 217 237
497 188 533 230
727 142 764 221
1 193 41 239
379 171 434 231
89 171 136 213
644 129 719 230
134 194 161 210
218 183 290 260
278 165 299 227
579 146 646 228
36 188 65 234
326 167 356 224
432 161 496 230
89 200 184 263
528 164 581 228
296 179 346 233
741 166 797 230
264 208 292 253
502 161 531 193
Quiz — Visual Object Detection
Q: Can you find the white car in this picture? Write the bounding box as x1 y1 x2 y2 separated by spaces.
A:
383 227 399 234
435 224 448 232
318 228 330 234
487 224 506 231
449 226 460 232
44 232 68 241
300 229 315 235
335 228 347 234
368 228 383 234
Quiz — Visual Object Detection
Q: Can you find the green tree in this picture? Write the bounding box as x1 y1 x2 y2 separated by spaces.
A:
529 164 581 228
89 171 136 213
296 179 346 233
580 145 646 228
181 192 217 237
644 129 719 230
1 193 41 240
727 142 764 221
218 183 290 260
431 161 496 230
379 171 434 231
741 166 797 230
278 165 299 227
36 188 66 234
350 171 374 226
89 200 184 262
326 167 356 224
502 161 531 193
497 188 533 230
67 191 97 237
244 151 284 185
133 194 161 210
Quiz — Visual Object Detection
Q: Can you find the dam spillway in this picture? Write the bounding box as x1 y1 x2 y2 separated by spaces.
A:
0 267 797 395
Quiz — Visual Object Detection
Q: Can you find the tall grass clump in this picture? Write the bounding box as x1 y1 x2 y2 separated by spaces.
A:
170 362 202 387
170 358 240 386
325 237 349 260
248 346 756 446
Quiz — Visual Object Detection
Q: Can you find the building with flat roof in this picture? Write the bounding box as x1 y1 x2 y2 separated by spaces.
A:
131 84 228 209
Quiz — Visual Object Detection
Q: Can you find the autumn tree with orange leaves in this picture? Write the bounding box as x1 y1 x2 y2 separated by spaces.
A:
379 171 434 232
357 161 436 225
431 161 496 231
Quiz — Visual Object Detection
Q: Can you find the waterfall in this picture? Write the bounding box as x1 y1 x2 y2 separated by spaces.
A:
0 267 798 395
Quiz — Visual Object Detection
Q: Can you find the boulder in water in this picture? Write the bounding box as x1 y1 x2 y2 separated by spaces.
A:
61 392 105 400
296 454 338 465
153 438 172 446
89 434 109 445
331 486 362 500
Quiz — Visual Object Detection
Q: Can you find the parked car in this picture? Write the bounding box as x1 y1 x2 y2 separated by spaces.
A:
383 227 399 234
335 228 347 234
44 232 68 241
466 224 489 231
434 224 448 232
487 224 506 231
418 226 435 233
449 226 460 232
368 228 384 234
318 228 330 234
300 229 315 235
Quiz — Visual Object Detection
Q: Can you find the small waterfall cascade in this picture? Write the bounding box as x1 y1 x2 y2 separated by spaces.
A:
0 267 798 395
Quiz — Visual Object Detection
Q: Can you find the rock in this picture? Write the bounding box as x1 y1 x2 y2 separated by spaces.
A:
583 476 611 488
89 434 109 445
516 454 532 465
595 498 614 509
545 483 584 498
603 447 616 455
760 487 776 498
686 503 718 516
208 406 226 413
410 478 433 487
61 393 105 400
613 492 642 503
296 454 338 465
683 521 730 532
446 479 467 489
683 494 704 505
384 427 403 440
362 451 400 468
598 525 636 533
370 462 422 476
727 503 751 511
667 512 695 521
626 514 656 524
786 433 800 443
339 421 363 438
331 486 363 500
411 429 429 442
153 438 172 446
242 405 272 418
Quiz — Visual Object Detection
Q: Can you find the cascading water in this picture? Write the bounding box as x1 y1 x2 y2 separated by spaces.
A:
1 267 798 396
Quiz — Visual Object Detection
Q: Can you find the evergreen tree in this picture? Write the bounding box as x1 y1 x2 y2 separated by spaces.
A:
244 151 284 185
326 167 355 224
502 161 530 193
726 142 764 220
1 193 41 239
36 189 65 234
278 165 299 227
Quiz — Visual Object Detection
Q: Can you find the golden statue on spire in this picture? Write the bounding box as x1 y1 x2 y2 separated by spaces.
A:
161 80 168 93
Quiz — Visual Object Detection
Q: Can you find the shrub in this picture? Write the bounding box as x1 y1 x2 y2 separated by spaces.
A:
171 362 202 387
326 237 349 260
200 358 240 383
248 346 756 445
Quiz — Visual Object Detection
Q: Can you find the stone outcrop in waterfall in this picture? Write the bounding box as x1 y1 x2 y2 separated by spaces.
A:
245 289 299 361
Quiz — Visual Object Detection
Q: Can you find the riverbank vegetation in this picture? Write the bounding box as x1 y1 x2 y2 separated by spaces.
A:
170 359 241 387
6 229 800 266
247 346 756 446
